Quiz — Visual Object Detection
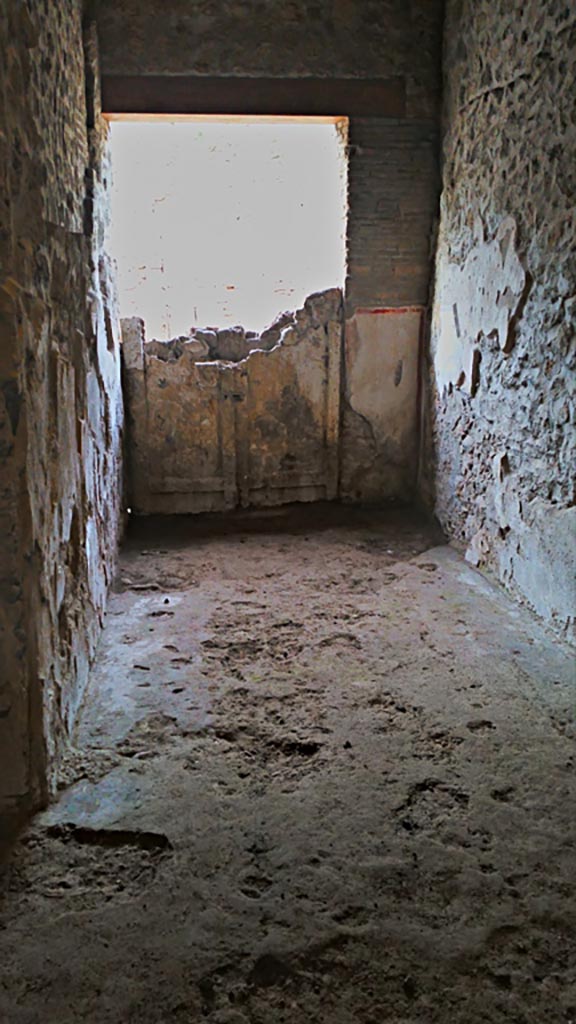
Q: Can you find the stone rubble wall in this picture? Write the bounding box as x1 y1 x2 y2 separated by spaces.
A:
0 1 123 818
144 309 297 365
425 0 576 637
96 0 444 502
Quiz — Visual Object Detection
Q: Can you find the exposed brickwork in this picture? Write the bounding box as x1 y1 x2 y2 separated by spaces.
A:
346 118 439 312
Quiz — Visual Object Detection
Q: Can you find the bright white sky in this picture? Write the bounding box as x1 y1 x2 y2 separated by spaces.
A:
109 119 348 340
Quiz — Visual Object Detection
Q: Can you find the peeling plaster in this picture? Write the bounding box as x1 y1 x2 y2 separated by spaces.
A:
427 0 576 639
433 217 527 394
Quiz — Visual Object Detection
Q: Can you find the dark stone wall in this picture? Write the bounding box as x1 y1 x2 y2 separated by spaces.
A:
0 0 124 818
96 0 443 94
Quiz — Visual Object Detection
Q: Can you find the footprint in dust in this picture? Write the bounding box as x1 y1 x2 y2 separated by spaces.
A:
239 873 273 900
247 954 294 989
490 786 515 802
394 778 470 834
116 713 180 757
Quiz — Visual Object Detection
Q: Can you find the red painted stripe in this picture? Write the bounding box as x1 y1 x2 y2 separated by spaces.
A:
354 305 424 315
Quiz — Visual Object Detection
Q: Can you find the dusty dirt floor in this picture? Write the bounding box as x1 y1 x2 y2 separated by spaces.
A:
1 503 575 1024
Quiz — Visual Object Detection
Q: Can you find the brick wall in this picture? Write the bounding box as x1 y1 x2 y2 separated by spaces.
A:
346 118 439 312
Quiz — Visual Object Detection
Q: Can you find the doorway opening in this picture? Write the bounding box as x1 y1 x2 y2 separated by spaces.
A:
109 115 349 516
108 116 348 340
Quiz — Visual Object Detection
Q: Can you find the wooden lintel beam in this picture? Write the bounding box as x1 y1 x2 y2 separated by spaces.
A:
101 76 406 119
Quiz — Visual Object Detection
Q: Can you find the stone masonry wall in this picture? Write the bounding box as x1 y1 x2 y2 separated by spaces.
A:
96 0 443 502
426 0 576 637
0 1 123 818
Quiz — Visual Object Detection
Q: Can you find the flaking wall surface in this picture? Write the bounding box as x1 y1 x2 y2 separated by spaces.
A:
426 0 576 636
